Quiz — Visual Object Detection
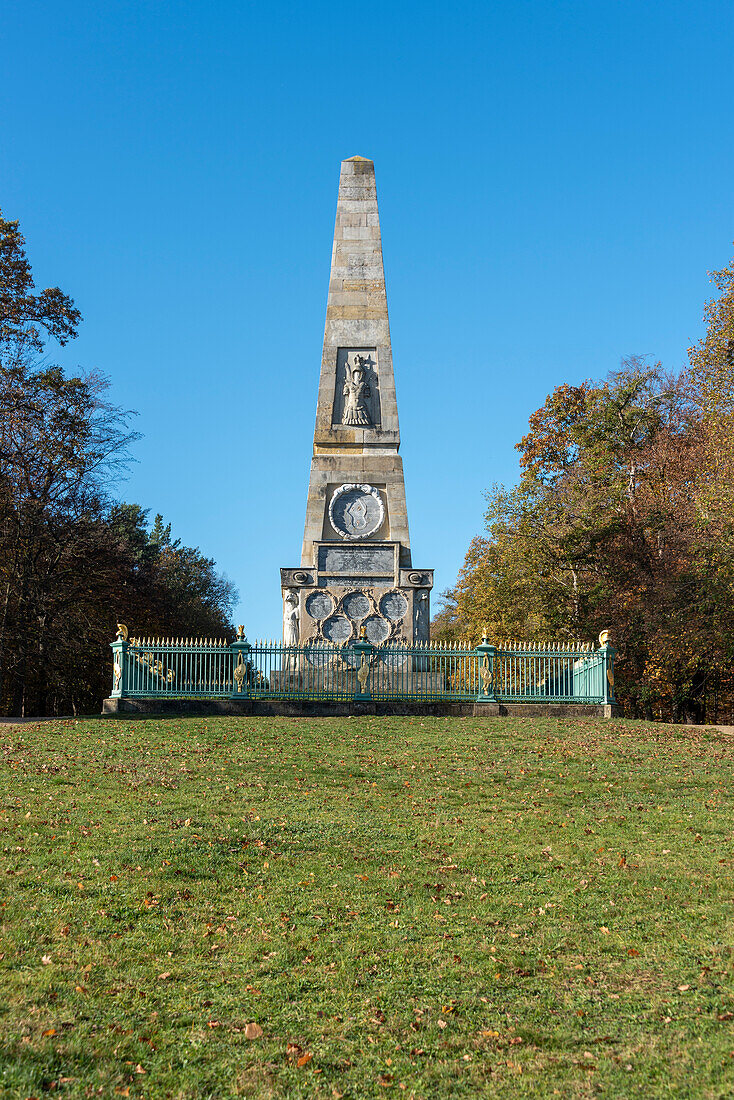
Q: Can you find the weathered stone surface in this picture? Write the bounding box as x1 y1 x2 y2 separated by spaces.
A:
103 697 621 719
281 157 433 641
317 545 395 575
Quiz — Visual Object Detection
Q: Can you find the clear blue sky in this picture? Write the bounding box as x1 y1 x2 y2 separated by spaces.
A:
2 0 733 638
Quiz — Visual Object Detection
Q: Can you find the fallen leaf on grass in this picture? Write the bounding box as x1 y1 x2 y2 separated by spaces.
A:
41 955 52 965
297 1051 313 1066
158 972 171 980
42 1028 56 1037
245 1022 263 1039
678 985 691 992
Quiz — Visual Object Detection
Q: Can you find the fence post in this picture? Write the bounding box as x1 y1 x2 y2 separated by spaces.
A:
110 623 129 698
475 627 497 704
231 625 252 699
599 630 616 706
353 632 374 702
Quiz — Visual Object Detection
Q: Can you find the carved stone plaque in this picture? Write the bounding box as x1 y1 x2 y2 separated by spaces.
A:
323 615 353 643
304 644 333 667
343 591 371 621
306 592 334 620
329 484 384 540
363 615 390 644
380 648 409 668
380 591 408 622
318 545 394 576
331 348 380 428
319 576 392 588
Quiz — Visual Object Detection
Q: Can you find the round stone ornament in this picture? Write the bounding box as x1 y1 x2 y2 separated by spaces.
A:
362 615 390 645
304 643 334 668
329 484 384 540
343 591 371 621
322 615 353 643
380 647 409 669
306 591 334 620
379 591 408 622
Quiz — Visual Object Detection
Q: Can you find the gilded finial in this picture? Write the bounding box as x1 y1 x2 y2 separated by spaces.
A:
116 623 128 642
599 629 610 646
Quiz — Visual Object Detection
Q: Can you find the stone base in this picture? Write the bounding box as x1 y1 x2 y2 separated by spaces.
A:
268 669 446 694
103 697 620 719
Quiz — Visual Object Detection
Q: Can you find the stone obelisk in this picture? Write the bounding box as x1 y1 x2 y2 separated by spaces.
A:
280 156 433 645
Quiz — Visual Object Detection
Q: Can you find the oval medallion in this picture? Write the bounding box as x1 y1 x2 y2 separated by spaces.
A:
343 591 371 621
306 591 334 620
329 484 384 540
380 591 408 622
363 615 390 645
322 615 353 643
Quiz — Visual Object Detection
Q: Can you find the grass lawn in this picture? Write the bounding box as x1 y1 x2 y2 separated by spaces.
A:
1 715 734 1098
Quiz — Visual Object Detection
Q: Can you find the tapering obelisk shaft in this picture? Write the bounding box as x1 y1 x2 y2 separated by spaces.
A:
280 157 432 646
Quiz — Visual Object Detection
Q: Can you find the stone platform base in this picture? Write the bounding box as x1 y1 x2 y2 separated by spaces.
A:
103 697 620 719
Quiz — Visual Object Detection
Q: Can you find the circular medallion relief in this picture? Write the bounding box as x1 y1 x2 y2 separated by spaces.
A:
363 615 390 645
306 592 334 620
407 571 424 585
323 615 353 643
343 591 371 621
328 484 384 540
380 591 408 622
380 647 409 669
304 643 333 668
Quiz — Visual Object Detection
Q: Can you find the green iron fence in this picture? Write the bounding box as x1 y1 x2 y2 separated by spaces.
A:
110 626 615 705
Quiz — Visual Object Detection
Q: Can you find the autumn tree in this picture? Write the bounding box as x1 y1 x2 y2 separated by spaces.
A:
437 358 729 721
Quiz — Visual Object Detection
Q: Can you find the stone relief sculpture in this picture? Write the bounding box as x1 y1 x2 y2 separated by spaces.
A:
283 589 300 646
328 483 384 540
341 355 373 426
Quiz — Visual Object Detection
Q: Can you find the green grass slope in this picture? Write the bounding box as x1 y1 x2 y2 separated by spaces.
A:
1 716 733 1098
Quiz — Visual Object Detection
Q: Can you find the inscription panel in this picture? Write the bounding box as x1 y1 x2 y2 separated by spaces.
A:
318 576 392 588
318 545 395 577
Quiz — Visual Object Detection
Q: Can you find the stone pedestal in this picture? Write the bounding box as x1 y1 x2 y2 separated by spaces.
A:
281 156 433 644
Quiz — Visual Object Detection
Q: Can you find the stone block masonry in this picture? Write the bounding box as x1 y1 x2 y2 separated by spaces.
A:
280 157 433 646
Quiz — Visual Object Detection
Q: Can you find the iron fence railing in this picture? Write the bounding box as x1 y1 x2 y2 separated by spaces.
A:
110 626 615 706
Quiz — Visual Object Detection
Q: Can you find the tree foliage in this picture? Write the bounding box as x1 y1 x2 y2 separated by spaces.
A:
0 210 237 715
436 314 734 721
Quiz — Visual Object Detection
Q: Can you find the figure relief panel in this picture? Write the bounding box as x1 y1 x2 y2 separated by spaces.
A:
331 348 381 428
